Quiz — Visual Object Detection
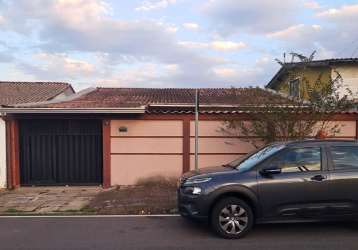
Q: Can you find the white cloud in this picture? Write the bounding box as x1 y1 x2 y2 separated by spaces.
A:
135 0 176 12
304 1 321 9
182 22 199 31
0 0 248 87
212 67 236 77
265 2 358 59
0 0 189 62
317 4 358 18
316 2 358 34
267 24 321 39
203 0 301 35
97 63 180 88
210 56 278 86
0 15 5 25
211 41 246 51
0 0 281 88
179 40 246 52
19 53 96 80
178 41 209 49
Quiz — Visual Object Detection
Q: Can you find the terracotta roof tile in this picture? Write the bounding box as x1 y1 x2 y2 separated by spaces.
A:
33 87 291 111
0 81 73 105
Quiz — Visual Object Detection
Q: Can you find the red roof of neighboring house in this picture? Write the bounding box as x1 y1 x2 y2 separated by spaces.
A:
0 81 74 105
31 87 290 108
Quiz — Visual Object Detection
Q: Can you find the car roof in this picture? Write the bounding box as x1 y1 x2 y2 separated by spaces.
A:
283 139 358 147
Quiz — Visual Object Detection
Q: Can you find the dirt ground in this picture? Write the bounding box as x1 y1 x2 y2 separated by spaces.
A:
87 181 177 215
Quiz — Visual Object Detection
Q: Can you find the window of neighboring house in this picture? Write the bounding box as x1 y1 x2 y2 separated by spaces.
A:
289 78 300 98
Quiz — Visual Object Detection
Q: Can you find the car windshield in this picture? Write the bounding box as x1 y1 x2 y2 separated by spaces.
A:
226 144 286 172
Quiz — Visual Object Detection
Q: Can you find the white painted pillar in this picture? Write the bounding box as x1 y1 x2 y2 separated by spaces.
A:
0 118 6 188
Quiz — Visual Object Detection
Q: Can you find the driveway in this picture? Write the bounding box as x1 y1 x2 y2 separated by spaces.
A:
0 187 102 214
0 216 357 250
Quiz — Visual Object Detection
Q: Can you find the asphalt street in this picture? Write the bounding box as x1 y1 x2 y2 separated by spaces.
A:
0 216 357 250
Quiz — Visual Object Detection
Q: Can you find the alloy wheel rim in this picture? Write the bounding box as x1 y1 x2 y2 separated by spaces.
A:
219 204 248 235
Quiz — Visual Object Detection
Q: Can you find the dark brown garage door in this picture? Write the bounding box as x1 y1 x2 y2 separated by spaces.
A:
19 119 103 186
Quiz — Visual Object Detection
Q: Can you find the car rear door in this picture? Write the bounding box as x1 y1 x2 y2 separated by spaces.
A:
326 145 358 216
257 145 331 220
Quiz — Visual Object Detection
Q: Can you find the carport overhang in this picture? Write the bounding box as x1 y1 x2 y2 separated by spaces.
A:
1 106 146 189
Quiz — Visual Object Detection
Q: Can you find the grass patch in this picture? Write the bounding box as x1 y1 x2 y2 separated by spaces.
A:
5 208 23 213
80 206 98 213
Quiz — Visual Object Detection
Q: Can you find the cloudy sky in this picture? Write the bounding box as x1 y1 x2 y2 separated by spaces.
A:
0 0 357 90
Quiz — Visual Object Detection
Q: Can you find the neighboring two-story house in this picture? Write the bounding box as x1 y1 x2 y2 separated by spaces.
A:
0 81 74 188
266 58 358 98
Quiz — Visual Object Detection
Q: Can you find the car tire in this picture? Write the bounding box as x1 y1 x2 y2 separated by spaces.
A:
211 197 254 239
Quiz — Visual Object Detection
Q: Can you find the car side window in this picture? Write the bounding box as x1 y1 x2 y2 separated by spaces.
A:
330 146 358 170
269 147 321 173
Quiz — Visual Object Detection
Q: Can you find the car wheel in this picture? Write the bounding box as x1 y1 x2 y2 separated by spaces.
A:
211 197 254 239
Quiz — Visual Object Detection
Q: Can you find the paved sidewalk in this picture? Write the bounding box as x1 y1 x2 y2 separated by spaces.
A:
0 187 103 214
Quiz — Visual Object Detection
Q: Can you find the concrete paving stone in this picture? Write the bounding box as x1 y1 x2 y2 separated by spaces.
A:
0 187 103 214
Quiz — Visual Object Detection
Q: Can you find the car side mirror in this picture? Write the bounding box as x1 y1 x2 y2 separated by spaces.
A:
260 167 282 176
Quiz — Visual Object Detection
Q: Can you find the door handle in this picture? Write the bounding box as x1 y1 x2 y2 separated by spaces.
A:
311 175 326 182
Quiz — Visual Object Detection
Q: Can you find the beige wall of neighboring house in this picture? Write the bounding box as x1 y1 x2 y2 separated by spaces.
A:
0 118 6 188
266 59 358 100
333 65 358 95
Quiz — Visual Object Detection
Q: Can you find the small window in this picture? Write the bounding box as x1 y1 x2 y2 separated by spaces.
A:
330 146 358 170
269 147 321 173
289 79 300 98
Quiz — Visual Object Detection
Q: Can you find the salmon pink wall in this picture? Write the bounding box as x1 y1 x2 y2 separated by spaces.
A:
189 120 260 169
111 155 182 186
190 155 242 170
112 138 183 154
110 118 357 186
110 120 183 186
190 121 226 136
111 120 182 136
312 121 356 138
189 138 257 154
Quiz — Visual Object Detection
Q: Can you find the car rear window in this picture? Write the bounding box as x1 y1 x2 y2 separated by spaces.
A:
330 146 358 170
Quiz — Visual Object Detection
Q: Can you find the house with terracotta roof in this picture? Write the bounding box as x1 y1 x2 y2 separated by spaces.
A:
266 58 358 99
0 81 75 188
1 86 357 189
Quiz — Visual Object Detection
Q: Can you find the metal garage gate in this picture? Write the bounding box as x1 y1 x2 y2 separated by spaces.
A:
19 119 103 186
